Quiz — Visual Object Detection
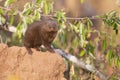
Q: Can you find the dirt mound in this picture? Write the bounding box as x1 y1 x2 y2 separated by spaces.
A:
0 44 66 80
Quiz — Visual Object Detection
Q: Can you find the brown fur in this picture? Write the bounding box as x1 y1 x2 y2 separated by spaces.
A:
24 17 58 54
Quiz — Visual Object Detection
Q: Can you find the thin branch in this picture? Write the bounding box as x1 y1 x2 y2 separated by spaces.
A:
0 6 104 20
0 6 11 11
66 16 101 20
41 14 103 20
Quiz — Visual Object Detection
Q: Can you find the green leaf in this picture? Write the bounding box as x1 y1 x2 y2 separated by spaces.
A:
79 23 86 47
118 59 120 68
106 50 110 60
115 29 118 34
115 58 120 68
0 16 6 24
87 18 93 32
87 18 93 30
0 8 3 15
86 42 94 54
106 49 114 61
109 10 116 17
56 10 66 23
69 47 74 53
26 17 33 24
10 15 14 25
35 10 41 20
16 23 23 38
46 2 54 13
23 9 31 15
112 22 118 34
36 0 42 4
44 1 48 14
4 0 16 6
80 50 85 57
72 37 79 48
117 19 120 24
58 31 67 45
102 36 107 51
113 23 117 30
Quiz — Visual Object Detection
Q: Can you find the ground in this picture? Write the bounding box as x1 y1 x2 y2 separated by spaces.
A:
0 44 66 80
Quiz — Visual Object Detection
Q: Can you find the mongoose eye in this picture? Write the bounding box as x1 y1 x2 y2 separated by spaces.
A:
49 26 57 31
49 26 53 29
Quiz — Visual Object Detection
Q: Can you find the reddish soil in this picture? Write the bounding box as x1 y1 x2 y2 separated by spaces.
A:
0 44 66 80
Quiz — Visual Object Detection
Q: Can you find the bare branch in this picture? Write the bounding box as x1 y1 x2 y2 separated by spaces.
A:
54 48 108 80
